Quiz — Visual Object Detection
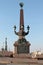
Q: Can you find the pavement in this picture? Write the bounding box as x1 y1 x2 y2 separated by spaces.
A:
0 57 43 65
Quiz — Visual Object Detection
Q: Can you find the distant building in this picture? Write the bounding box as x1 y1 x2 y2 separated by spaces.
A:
36 53 43 60
31 51 42 59
0 51 13 57
0 37 13 57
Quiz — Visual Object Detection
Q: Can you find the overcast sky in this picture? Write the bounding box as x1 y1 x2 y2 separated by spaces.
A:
0 0 43 52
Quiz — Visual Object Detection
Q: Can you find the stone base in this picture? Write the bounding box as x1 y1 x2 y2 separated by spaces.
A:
13 53 31 58
14 38 30 54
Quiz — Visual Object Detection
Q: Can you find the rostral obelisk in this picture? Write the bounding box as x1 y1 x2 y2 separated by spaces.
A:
14 3 31 54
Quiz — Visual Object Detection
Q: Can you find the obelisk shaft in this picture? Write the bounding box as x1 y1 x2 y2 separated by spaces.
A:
20 9 24 30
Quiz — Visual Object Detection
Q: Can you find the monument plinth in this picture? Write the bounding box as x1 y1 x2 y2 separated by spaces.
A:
14 3 31 54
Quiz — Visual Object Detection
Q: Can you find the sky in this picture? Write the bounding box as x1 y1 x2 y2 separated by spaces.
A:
0 0 43 52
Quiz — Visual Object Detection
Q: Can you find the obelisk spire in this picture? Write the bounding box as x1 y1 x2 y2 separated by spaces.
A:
19 2 24 30
5 37 7 51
